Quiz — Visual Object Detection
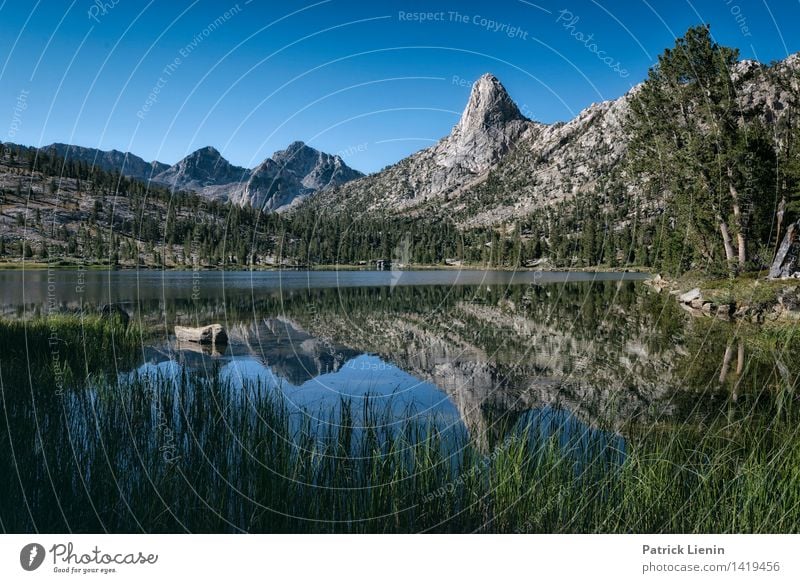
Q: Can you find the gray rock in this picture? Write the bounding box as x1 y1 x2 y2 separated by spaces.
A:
233 142 363 211
175 324 227 345
311 73 535 213
152 146 250 198
433 74 530 174
679 288 702 303
146 143 363 209
733 305 751 320
716 304 733 320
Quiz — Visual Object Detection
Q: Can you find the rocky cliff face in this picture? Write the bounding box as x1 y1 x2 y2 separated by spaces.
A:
312 54 799 226
151 146 251 200
434 73 531 174
232 141 363 211
45 143 169 181
314 74 536 215
153 146 249 187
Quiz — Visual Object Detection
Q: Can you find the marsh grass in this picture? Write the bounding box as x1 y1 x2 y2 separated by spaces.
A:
0 314 142 381
1 315 799 533
1 368 798 533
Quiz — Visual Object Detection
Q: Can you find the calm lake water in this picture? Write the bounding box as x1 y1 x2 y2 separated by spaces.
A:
3 268 794 532
0 268 773 434
1 269 652 438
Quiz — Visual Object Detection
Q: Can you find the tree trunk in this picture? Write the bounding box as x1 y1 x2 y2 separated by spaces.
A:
719 343 734 384
736 231 746 267
729 176 746 269
769 219 800 278
719 220 736 268
736 341 745 376
774 196 786 255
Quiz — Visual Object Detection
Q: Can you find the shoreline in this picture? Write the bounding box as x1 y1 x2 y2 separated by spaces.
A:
0 260 653 273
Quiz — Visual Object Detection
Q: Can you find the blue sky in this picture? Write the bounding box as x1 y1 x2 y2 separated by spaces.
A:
2 0 798 173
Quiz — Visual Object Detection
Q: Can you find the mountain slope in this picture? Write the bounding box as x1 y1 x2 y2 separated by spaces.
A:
40 141 364 209
310 55 799 227
45 143 169 181
151 146 250 201
232 141 364 211
314 74 535 215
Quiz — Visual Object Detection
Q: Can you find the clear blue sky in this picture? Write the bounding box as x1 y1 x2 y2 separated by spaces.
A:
2 0 798 173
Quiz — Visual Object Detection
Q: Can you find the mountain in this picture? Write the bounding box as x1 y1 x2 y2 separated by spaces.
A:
51 141 366 210
231 141 364 211
44 143 169 181
311 54 800 227
313 74 535 214
434 73 531 174
151 146 251 201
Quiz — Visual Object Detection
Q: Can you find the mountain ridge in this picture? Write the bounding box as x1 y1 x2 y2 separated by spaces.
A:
11 49 800 224
32 140 364 210
309 51 800 227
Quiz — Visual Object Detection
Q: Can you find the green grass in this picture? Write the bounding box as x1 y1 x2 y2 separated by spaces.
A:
0 313 798 533
1 369 798 533
0 313 142 380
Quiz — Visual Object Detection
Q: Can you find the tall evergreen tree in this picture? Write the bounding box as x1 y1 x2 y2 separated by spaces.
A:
627 25 769 274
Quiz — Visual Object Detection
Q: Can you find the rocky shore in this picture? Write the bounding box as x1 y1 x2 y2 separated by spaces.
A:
646 274 800 323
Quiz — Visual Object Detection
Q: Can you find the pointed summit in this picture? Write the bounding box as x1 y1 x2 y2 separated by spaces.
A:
456 73 526 134
152 146 250 192
234 142 363 212
435 73 530 174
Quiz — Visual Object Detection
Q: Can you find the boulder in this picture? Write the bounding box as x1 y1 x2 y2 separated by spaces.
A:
679 288 702 303
777 287 800 312
175 324 227 345
645 274 670 292
733 305 750 319
716 304 733 320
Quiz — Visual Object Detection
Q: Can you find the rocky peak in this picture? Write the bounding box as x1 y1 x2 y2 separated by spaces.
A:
152 146 250 191
274 141 311 159
271 141 320 173
178 146 231 174
456 73 527 134
435 73 531 173
233 142 363 212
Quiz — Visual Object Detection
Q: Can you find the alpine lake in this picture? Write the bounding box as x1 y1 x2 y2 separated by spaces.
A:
1 269 798 533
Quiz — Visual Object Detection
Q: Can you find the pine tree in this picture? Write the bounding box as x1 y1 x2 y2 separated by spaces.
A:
627 25 770 274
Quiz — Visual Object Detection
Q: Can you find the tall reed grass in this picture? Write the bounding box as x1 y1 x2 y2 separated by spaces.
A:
1 315 798 533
